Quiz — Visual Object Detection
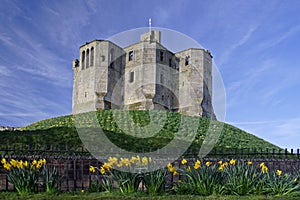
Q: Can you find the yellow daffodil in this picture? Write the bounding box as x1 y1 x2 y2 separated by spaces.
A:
223 162 228 167
195 160 201 166
261 165 268 174
276 170 282 176
181 159 187 165
102 161 112 171
100 167 106 174
229 159 236 165
194 163 200 170
218 165 225 171
187 166 191 172
89 166 96 173
218 160 223 165
167 163 172 169
10 159 18 167
120 158 130 167
169 167 176 173
247 161 253 165
173 171 178 176
16 161 23 169
142 157 148 165
205 161 212 167
108 157 118 166
3 163 11 171
1 158 6 164
32 160 37 166
259 162 265 168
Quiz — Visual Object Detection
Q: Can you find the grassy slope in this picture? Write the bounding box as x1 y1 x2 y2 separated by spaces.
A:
0 110 281 155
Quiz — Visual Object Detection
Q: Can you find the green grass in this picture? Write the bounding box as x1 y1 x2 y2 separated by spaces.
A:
0 110 281 156
0 192 300 200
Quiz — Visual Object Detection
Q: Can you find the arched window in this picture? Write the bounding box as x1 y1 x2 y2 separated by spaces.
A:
90 47 94 66
86 49 90 68
81 51 85 70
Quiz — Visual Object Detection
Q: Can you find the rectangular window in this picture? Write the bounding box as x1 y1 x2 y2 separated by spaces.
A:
129 50 134 61
160 73 164 84
129 71 134 83
160 51 164 61
185 56 191 66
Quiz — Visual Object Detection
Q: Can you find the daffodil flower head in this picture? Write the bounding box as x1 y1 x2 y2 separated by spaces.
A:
181 159 187 165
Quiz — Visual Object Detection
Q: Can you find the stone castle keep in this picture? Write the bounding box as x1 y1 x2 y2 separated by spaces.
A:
72 30 216 119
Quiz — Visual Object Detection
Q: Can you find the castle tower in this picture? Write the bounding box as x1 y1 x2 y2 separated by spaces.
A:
176 49 215 119
72 40 125 114
72 30 216 120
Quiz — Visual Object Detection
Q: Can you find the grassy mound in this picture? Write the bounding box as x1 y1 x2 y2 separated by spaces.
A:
0 110 281 156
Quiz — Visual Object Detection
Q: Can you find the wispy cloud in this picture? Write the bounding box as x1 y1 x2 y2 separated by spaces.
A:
257 25 300 50
0 65 12 76
218 26 257 66
231 117 300 149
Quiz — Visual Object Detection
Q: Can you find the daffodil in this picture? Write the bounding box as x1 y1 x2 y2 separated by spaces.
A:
259 162 265 168
205 161 212 167
229 159 236 165
108 157 118 166
173 171 178 176
261 165 268 174
1 158 6 164
3 163 11 171
194 163 201 170
103 162 112 170
181 159 187 165
10 159 18 167
218 165 225 171
276 170 282 176
100 167 106 174
195 160 201 166
218 160 223 165
89 166 96 173
247 161 253 165
142 157 148 165
187 166 191 172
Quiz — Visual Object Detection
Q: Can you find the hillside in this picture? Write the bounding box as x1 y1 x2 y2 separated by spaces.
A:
0 110 281 156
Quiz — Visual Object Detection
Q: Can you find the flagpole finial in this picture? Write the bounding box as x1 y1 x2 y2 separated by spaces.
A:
149 18 152 32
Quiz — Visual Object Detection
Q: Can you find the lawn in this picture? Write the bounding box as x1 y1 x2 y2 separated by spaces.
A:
0 192 300 200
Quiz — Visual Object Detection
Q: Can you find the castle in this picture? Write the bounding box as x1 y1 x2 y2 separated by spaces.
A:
72 30 216 119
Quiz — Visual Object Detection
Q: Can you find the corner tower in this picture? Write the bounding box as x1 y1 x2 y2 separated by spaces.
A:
72 40 125 114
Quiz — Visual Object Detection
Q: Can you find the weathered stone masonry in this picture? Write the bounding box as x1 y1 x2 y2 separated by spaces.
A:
72 30 216 119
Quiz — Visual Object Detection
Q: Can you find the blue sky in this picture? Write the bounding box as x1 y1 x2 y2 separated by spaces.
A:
1 0 300 149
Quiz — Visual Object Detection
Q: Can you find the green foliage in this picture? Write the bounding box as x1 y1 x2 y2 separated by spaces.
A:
42 166 60 194
110 170 139 194
264 172 300 196
175 165 226 196
224 162 264 195
143 169 167 195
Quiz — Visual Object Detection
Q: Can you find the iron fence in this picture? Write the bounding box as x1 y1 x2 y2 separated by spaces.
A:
0 144 300 192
